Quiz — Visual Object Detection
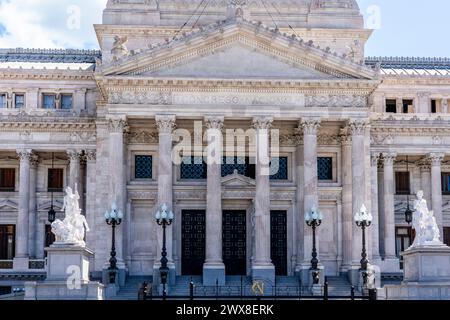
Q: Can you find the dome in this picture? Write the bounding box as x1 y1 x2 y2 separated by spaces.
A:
103 0 364 29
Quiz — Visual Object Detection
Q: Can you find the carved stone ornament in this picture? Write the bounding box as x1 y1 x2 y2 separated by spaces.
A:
305 94 367 108
108 91 173 105
300 119 321 135
156 115 176 134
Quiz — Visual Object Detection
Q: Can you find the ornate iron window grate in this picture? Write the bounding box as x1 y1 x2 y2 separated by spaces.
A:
180 157 207 179
318 157 333 181
270 157 288 180
135 155 152 179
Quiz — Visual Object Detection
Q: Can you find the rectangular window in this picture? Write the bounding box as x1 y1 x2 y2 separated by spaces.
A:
395 172 411 195
60 94 73 110
396 227 415 269
442 173 450 195
180 156 207 180
318 157 333 181
431 99 437 113
43 94 56 109
48 168 63 192
444 228 450 247
403 99 414 113
386 99 397 113
270 157 288 180
0 94 7 108
0 225 15 260
0 169 15 192
14 94 25 109
135 155 152 179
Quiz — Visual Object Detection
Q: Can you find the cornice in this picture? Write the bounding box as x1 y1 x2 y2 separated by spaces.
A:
0 115 96 132
0 69 95 81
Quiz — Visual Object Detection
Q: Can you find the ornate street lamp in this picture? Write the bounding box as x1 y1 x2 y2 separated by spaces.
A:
404 155 413 224
48 153 56 223
305 205 323 285
105 203 123 284
155 203 174 299
354 204 373 285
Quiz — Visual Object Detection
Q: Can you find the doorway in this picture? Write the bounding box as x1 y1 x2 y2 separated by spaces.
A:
223 210 247 276
181 210 206 275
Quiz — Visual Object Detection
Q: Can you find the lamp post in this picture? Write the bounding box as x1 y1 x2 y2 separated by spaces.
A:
155 203 174 299
305 206 323 285
354 204 373 285
105 203 123 284
404 155 413 224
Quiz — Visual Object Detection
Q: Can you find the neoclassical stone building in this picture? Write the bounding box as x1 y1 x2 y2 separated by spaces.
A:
1 0 450 292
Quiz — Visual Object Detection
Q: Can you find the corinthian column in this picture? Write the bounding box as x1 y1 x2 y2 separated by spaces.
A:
203 116 225 285
340 130 353 271
349 120 367 266
251 116 275 284
370 153 381 262
28 155 38 258
14 149 33 270
299 118 322 284
154 115 176 285
382 152 398 264
429 153 445 236
85 150 97 250
107 117 127 285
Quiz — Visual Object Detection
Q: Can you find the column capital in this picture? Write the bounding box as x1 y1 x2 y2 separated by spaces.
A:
428 153 445 166
85 150 97 162
204 116 224 130
348 119 368 136
417 159 431 171
300 118 321 135
371 152 381 167
156 115 176 134
339 128 352 145
30 154 39 168
382 152 397 165
67 149 83 162
252 116 273 130
107 117 128 133
16 149 33 162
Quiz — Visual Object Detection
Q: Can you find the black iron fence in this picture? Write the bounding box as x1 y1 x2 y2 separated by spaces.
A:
138 280 377 301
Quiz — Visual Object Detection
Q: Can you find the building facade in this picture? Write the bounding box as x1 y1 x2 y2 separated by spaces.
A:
1 0 450 290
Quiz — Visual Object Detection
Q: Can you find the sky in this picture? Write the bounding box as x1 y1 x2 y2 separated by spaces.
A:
0 0 448 58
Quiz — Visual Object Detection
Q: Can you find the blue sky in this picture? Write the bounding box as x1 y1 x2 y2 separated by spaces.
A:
0 0 448 58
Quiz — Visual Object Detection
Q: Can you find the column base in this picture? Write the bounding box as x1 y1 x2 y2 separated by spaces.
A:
152 262 176 286
13 257 29 271
251 263 275 288
203 263 226 286
379 256 401 273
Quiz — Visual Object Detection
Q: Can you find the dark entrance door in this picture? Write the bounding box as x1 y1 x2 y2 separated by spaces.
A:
223 211 247 275
0 225 15 260
271 211 287 276
182 210 206 275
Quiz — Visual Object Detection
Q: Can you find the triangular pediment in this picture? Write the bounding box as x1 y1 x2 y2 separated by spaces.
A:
99 18 377 80
141 44 335 79
222 170 255 187
0 200 18 211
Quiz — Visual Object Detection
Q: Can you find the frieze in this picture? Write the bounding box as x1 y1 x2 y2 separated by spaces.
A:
127 131 158 144
305 94 367 108
69 132 97 143
108 90 172 105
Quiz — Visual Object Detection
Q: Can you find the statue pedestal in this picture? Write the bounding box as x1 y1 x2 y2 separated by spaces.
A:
24 245 104 300
383 245 450 300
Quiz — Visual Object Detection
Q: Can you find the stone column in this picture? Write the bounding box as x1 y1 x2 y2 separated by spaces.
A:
442 98 449 114
294 136 305 275
203 116 225 285
14 149 33 270
370 153 381 262
340 129 353 272
28 155 38 258
85 150 96 250
154 115 176 285
299 118 321 283
251 116 275 284
382 153 398 263
67 149 82 200
429 153 445 236
349 120 367 264
418 160 432 205
107 117 127 286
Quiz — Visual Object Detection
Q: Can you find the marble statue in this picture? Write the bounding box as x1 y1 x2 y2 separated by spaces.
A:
111 35 129 58
51 185 90 247
411 190 442 247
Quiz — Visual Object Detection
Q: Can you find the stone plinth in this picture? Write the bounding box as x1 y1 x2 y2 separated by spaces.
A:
383 245 450 300
24 245 104 300
403 245 450 283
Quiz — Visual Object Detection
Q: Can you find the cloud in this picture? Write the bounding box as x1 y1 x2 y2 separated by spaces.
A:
0 0 107 49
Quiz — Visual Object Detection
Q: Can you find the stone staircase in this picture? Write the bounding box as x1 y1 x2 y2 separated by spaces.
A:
109 276 152 301
325 276 358 297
